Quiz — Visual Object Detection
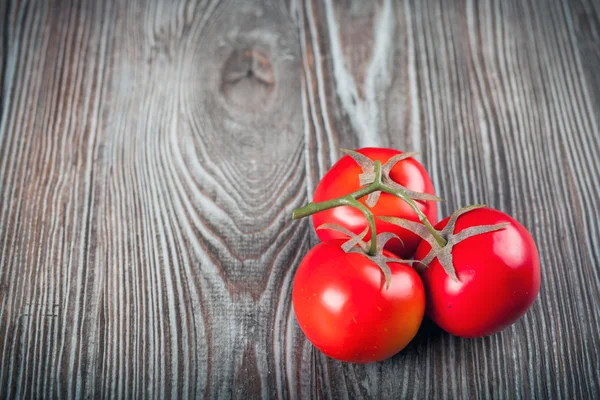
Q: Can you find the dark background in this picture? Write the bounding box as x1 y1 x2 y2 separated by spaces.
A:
0 0 599 398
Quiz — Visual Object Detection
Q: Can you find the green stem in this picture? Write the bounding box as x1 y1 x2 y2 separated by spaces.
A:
293 162 382 256
292 158 447 250
378 186 446 247
340 197 378 255
291 184 373 219
292 193 378 255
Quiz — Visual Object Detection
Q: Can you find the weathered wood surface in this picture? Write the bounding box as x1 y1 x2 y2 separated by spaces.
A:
0 0 599 398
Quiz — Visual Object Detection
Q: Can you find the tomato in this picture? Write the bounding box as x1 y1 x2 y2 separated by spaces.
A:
312 148 437 258
292 240 425 363
415 207 540 338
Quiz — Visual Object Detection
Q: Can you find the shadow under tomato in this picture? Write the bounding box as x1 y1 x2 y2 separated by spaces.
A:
414 316 445 343
384 317 446 363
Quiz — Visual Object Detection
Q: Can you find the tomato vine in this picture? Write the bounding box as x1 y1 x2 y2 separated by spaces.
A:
292 150 445 255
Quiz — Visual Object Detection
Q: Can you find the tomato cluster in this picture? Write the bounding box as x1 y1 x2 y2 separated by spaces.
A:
291 148 540 363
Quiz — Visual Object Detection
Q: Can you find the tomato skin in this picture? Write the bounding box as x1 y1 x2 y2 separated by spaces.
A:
416 207 540 338
292 240 425 363
312 148 437 258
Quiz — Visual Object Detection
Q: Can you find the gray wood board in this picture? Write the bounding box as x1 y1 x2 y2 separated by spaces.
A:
0 0 599 398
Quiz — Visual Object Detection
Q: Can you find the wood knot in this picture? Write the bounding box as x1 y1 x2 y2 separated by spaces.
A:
221 49 275 112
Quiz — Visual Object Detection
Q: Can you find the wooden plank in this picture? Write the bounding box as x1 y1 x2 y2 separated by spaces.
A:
0 0 598 398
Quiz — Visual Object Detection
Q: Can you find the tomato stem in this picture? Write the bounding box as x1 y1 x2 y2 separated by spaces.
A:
292 154 447 251
378 186 447 247
293 163 382 256
343 197 378 256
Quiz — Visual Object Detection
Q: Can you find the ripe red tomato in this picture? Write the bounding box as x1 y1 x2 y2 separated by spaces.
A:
416 207 540 338
292 240 425 363
312 148 437 258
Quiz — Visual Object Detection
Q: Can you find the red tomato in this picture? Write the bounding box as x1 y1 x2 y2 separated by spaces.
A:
292 240 425 363
312 148 437 258
416 207 540 338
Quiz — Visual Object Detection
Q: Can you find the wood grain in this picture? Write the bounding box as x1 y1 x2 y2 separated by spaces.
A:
0 0 599 398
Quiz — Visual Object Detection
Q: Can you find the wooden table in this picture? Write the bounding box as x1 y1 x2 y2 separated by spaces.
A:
1 0 599 398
